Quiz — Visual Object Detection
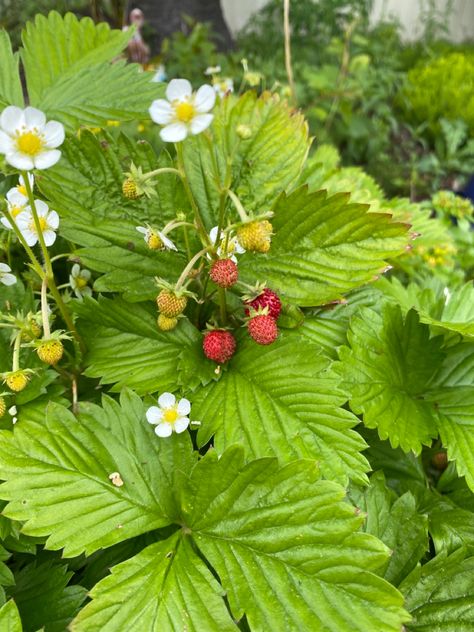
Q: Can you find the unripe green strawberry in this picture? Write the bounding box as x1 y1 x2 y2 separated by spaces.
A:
248 313 278 345
0 397 5 418
237 220 272 253
4 371 30 392
157 313 178 331
156 290 187 317
210 258 238 288
122 178 140 199
37 339 64 365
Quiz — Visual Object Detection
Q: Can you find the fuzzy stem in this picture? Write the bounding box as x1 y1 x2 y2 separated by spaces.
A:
41 277 51 339
0 208 44 278
142 166 181 181
283 0 296 105
161 220 194 235
175 247 210 291
227 189 249 222
22 171 53 277
218 287 227 324
12 332 21 372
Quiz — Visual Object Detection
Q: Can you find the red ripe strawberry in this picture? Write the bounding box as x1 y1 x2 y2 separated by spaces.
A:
244 288 281 320
203 330 236 364
248 314 278 345
210 259 238 288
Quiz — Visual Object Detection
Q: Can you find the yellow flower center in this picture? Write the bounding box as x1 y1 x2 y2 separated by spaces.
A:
16 131 44 156
163 408 178 423
175 101 195 123
76 276 88 289
10 205 23 218
29 216 48 233
17 185 27 196
147 233 163 250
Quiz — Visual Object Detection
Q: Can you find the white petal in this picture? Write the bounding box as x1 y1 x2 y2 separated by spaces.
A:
158 392 175 409
14 211 31 230
82 286 93 297
189 114 213 135
0 272 16 286
6 189 26 205
47 210 60 229
24 107 46 129
234 240 246 254
34 200 49 216
194 84 216 112
177 398 191 416
0 130 13 153
155 423 173 437
146 406 163 425
71 263 80 277
0 217 12 229
159 232 177 251
33 149 61 169
1 106 24 132
149 99 174 125
19 173 34 189
21 229 38 246
209 226 220 242
166 79 192 102
81 269 91 281
42 121 65 147
136 226 147 235
174 417 190 433
42 230 57 246
160 122 188 143
6 151 34 170
0 263 11 272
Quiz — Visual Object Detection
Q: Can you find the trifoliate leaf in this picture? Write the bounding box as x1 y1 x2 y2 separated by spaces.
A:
238 186 409 306
194 336 369 486
0 390 196 556
340 305 444 452
400 549 474 631
39 131 186 301
0 600 22 632
352 472 429 586
8 561 87 632
0 30 23 108
183 447 409 631
182 91 310 228
71 533 237 632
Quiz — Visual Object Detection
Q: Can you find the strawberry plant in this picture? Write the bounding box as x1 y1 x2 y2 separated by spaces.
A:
0 11 473 632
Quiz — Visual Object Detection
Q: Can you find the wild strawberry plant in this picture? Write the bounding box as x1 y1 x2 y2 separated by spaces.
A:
0 12 473 632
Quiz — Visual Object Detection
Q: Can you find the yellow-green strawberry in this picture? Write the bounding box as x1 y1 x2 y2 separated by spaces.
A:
156 290 187 318
157 313 178 331
237 220 273 253
37 339 64 365
4 370 30 392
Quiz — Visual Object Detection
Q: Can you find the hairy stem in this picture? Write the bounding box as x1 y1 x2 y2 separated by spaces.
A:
41 277 51 338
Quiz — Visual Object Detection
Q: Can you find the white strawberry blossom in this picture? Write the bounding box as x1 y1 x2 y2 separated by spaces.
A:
69 264 92 299
149 79 215 143
1 189 29 230
209 226 245 262
213 78 234 98
0 263 16 286
15 173 34 197
0 106 64 170
136 225 177 251
146 392 194 437
15 200 59 247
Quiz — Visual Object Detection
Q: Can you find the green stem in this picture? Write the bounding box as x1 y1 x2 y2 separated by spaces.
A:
22 171 53 276
175 247 210 291
227 189 249 222
41 278 51 338
12 332 21 372
161 220 194 235
218 287 227 325
142 166 181 181
0 208 44 278
175 143 210 246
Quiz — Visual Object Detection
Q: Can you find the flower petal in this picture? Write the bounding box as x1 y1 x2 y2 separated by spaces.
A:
14 211 31 230
23 107 46 129
160 233 177 251
155 423 173 437
146 406 162 425
209 226 220 243
189 113 213 135
1 106 24 132
6 188 26 205
34 200 49 216
71 263 80 277
0 217 12 229
160 122 188 143
136 226 147 235
43 121 65 147
149 99 174 125
33 149 61 170
0 273 16 286
6 151 34 170
0 130 13 154
21 229 38 247
19 173 34 189
174 417 190 433
177 398 191 416
194 84 216 113
166 79 192 102
47 210 60 229
42 230 57 246
0 263 11 273
158 392 176 409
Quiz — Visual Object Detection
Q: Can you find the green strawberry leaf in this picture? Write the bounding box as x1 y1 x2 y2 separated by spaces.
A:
194 335 369 486
400 549 474 631
0 390 196 556
0 30 23 108
0 600 22 632
238 186 410 306
71 533 237 632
